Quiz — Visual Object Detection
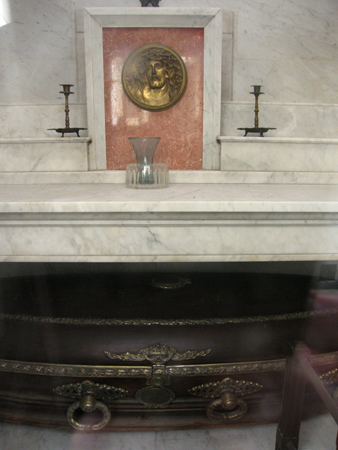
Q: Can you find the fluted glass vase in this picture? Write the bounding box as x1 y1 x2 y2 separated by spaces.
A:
126 137 169 188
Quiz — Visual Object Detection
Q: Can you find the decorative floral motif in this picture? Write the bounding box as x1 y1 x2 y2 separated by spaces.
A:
105 344 212 364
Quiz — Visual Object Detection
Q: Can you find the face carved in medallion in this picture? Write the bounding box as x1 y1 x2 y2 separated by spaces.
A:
122 44 188 111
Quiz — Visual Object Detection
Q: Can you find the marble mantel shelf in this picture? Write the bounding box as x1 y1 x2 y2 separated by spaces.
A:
1 183 338 262
1 183 338 214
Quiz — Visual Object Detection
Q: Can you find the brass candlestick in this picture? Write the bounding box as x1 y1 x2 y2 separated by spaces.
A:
238 85 276 137
61 84 72 129
252 85 261 128
48 84 87 137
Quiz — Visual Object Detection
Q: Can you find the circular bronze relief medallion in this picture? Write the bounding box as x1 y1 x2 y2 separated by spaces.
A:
122 44 188 112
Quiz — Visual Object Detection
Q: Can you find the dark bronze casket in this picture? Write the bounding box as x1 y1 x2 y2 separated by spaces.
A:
0 271 336 431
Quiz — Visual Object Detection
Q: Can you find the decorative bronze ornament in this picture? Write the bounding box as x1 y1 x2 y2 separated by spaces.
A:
54 380 128 431
105 344 212 364
122 44 187 111
0 351 337 378
189 377 263 423
189 377 263 400
54 380 128 401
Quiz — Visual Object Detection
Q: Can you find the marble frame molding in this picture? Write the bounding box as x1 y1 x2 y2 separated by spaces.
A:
83 7 223 171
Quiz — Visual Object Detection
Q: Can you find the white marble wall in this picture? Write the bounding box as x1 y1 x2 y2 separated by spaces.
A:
219 137 338 173
1 0 337 139
0 138 89 172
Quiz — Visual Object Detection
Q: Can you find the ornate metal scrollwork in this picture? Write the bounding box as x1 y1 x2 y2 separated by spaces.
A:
105 344 211 408
105 344 212 364
54 380 128 431
189 377 263 423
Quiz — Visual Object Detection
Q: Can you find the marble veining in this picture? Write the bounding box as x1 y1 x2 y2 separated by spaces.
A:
0 0 76 105
1 170 338 186
221 103 338 139
4 168 338 185
1 183 338 263
0 105 88 139
0 139 89 172
1 0 338 138
219 137 338 172
232 59 338 104
1 183 338 214
234 0 338 62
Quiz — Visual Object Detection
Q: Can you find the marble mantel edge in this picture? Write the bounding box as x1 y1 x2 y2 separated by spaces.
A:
1 183 338 263
2 170 338 185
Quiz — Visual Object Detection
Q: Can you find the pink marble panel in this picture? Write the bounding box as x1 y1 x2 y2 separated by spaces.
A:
103 28 204 170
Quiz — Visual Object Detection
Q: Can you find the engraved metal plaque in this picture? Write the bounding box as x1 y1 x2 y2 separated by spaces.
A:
122 44 187 111
135 386 175 408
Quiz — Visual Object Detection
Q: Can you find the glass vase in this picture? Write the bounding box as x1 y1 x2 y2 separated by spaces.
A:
126 137 169 188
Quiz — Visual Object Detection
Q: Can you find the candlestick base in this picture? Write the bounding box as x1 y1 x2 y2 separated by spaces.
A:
48 127 87 138
237 127 276 137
